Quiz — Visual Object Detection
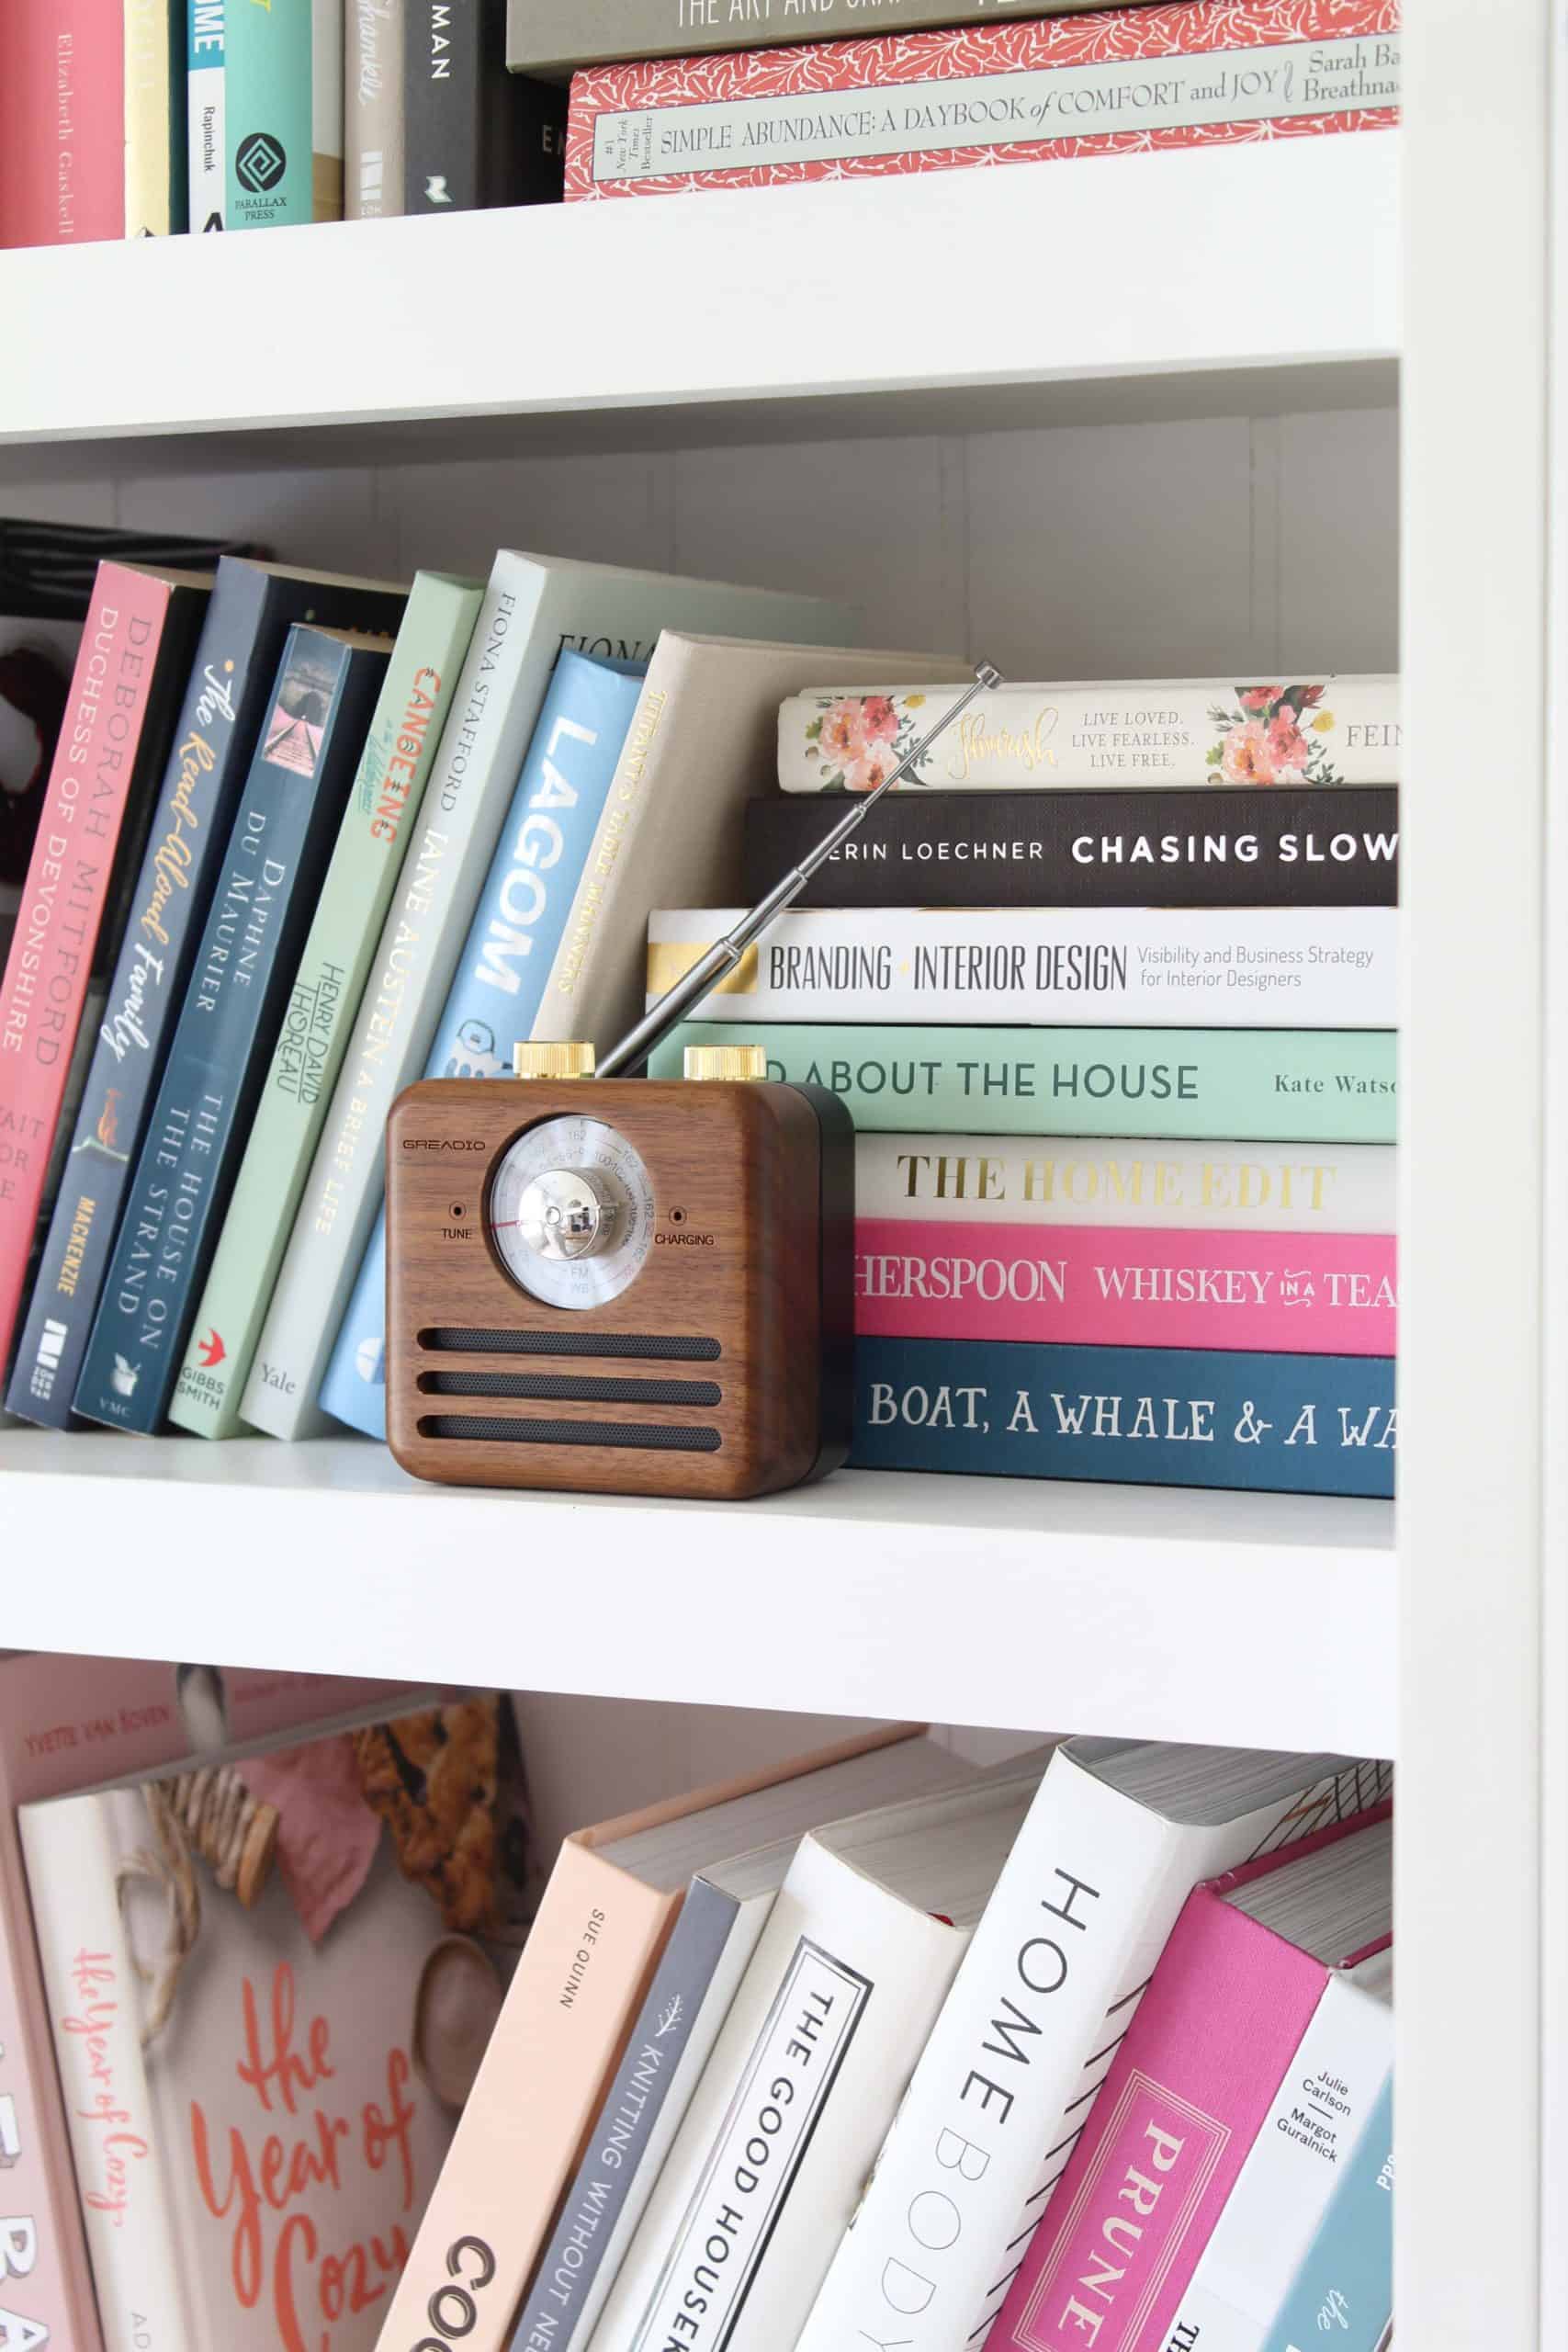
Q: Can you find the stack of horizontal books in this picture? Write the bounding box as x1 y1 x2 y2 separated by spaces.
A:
649 671 1401 1497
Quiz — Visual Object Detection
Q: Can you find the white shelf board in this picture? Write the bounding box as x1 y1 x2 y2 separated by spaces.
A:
0 133 1399 458
0 1430 1393 1753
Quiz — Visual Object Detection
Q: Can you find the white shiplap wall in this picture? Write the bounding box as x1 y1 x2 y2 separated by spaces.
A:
1 402 1397 683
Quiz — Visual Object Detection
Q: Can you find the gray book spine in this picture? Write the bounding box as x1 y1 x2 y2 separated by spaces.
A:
506 0 1120 76
345 0 404 215
509 1881 739 2352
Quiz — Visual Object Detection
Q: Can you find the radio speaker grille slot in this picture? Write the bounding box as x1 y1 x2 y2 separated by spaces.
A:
419 1415 722 1453
421 1328 721 1362
420 1371 722 1408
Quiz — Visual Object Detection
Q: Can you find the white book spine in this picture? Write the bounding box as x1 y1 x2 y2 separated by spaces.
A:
19 1795 193 2352
793 1755 1387 2352
591 1839 968 2352
1167 1976 1393 2352
853 1135 1399 1235
647 907 1400 1031
777 677 1402 793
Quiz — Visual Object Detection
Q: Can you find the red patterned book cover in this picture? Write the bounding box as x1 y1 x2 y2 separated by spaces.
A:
565 0 1399 201
0 0 125 246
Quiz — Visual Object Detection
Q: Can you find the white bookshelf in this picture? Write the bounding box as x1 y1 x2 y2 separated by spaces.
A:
0 8 1561 2342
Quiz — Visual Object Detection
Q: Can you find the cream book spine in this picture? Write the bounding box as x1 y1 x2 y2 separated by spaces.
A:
777 676 1403 792
20 1794 195 2352
852 1134 1398 1234
529 637 963 1057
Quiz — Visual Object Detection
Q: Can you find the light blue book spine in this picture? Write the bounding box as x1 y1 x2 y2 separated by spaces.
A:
1261 2073 1393 2352
318 650 645 1438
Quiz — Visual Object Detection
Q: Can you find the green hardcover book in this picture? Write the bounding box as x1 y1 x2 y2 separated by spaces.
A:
226 0 344 229
168 571 482 1437
649 1023 1399 1144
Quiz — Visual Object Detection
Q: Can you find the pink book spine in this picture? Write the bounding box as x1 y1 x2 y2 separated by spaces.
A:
985 1888 1328 2352
66 0 127 242
565 0 1400 202
0 1659 421 2352
0 562 173 1364
855 1217 1396 1355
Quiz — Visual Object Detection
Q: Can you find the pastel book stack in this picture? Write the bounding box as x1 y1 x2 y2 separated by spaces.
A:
562 0 1400 203
793 1738 1392 2352
6 557 411 1431
375 1724 976 2352
299 619 953 1442
0 1652 422 2352
985 1806 1393 2352
20 1687 537 2352
643 672 1401 1498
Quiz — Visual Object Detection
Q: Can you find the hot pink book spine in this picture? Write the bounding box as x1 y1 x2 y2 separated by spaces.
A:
0 1659 418 2352
985 1888 1330 2352
856 1217 1396 1355
565 0 1400 202
0 561 172 1366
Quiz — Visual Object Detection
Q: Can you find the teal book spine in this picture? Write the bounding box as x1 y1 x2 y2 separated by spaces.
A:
852 1337 1396 1497
225 0 314 228
649 1024 1398 1144
74 630 389 1433
1261 2074 1394 2351
317 649 646 1439
168 574 482 1438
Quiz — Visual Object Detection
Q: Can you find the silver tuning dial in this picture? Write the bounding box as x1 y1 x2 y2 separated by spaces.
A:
487 1114 656 1309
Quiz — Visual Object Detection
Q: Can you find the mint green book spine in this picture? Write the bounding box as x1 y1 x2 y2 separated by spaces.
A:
168 573 483 1437
649 1023 1398 1143
225 0 329 228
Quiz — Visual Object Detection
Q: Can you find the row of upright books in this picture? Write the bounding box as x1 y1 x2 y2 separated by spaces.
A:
0 541 1398 1498
1 1652 1395 2352
0 0 1399 244
0 0 564 242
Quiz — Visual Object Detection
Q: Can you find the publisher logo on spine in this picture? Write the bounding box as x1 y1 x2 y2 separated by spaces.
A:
236 132 287 194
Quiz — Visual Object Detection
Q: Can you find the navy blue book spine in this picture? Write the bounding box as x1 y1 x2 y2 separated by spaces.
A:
6 559 406 1429
851 1336 1396 1497
73 631 389 1431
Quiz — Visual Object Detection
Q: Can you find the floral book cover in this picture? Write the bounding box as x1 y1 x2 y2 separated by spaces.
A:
22 1692 538 2352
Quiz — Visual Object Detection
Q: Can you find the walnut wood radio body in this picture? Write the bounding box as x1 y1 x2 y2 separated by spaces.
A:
385 1074 856 1499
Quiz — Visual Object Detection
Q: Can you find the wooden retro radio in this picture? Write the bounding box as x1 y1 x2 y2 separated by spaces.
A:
384 662 1001 1501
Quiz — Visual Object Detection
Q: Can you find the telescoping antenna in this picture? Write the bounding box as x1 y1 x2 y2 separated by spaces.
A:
597 661 1004 1078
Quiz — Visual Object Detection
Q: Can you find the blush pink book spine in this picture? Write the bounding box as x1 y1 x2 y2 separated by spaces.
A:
985 1889 1334 2352
0 561 172 1367
0 1659 417 2352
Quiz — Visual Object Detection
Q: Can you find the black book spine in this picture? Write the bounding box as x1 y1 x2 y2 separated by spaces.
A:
742 786 1400 910
405 0 565 212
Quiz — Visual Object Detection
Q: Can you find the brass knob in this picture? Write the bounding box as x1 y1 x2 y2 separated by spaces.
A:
513 1041 596 1080
683 1044 768 1083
